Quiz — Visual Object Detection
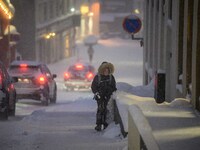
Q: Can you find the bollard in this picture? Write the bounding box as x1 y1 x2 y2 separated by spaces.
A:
154 72 165 103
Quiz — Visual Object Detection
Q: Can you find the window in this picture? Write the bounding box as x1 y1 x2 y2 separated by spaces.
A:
69 0 74 13
49 1 54 19
38 3 43 23
162 0 165 16
152 0 154 8
8 66 39 75
168 0 172 20
41 65 52 79
66 0 69 14
56 0 65 16
44 2 47 21
59 0 65 15
157 0 159 12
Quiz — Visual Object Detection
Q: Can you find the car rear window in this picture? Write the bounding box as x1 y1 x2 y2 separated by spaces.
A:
8 66 40 75
68 65 89 73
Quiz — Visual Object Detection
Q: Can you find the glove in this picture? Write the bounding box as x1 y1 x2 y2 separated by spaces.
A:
93 92 101 100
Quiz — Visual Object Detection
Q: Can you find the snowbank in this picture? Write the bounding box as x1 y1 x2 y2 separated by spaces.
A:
103 123 122 139
116 78 154 97
167 98 192 108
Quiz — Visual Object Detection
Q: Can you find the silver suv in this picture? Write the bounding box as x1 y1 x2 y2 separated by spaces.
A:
8 60 57 106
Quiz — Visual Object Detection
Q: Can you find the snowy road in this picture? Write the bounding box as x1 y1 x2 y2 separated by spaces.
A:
0 38 143 150
0 89 126 150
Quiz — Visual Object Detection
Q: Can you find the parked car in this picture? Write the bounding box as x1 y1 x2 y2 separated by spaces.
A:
64 62 95 90
0 61 17 120
8 60 57 106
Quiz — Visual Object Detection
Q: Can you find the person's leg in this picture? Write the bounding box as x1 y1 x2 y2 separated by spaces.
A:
95 101 102 131
89 54 93 62
106 98 114 124
102 100 108 129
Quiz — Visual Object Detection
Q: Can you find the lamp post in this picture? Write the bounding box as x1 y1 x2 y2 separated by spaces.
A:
7 14 15 65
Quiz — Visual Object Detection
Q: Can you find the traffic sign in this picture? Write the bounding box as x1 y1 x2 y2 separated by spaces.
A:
122 15 142 34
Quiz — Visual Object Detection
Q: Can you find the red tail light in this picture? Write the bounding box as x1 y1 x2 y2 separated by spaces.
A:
20 64 28 68
37 75 46 85
0 75 2 85
86 72 94 80
7 84 15 92
64 72 71 79
75 64 84 70
0 74 2 87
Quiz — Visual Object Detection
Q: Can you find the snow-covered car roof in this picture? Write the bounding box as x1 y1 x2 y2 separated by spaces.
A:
68 60 94 67
67 61 95 70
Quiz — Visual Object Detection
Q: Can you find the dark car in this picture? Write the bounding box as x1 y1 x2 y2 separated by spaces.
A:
0 61 17 120
64 62 95 90
8 60 57 106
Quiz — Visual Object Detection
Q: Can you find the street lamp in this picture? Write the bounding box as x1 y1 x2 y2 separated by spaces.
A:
0 1 13 20
70 7 75 13
44 32 56 39
80 5 89 15
88 12 93 17
134 9 140 14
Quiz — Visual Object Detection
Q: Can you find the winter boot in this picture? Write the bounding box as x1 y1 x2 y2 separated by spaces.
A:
95 124 101 131
103 122 108 129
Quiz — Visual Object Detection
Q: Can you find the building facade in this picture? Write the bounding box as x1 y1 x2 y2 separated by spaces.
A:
78 0 100 39
0 0 19 67
99 0 133 37
11 0 81 64
143 0 200 110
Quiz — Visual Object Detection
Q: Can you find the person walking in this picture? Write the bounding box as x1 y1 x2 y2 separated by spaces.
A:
87 46 94 63
91 62 117 131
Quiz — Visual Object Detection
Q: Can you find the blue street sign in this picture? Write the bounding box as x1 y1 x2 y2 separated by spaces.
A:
122 15 142 34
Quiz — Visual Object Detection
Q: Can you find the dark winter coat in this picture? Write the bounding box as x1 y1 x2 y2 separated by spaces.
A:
91 62 117 100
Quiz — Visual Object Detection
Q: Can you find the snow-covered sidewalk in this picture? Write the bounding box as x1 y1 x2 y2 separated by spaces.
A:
116 85 200 150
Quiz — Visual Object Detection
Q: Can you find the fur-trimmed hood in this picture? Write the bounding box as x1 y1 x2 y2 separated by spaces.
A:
98 62 115 75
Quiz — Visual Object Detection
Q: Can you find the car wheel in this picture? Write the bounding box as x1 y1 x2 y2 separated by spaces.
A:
9 102 16 116
43 99 49 106
42 95 49 106
42 88 50 106
50 88 57 103
9 93 16 116
0 93 9 120
0 107 8 120
44 93 50 106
